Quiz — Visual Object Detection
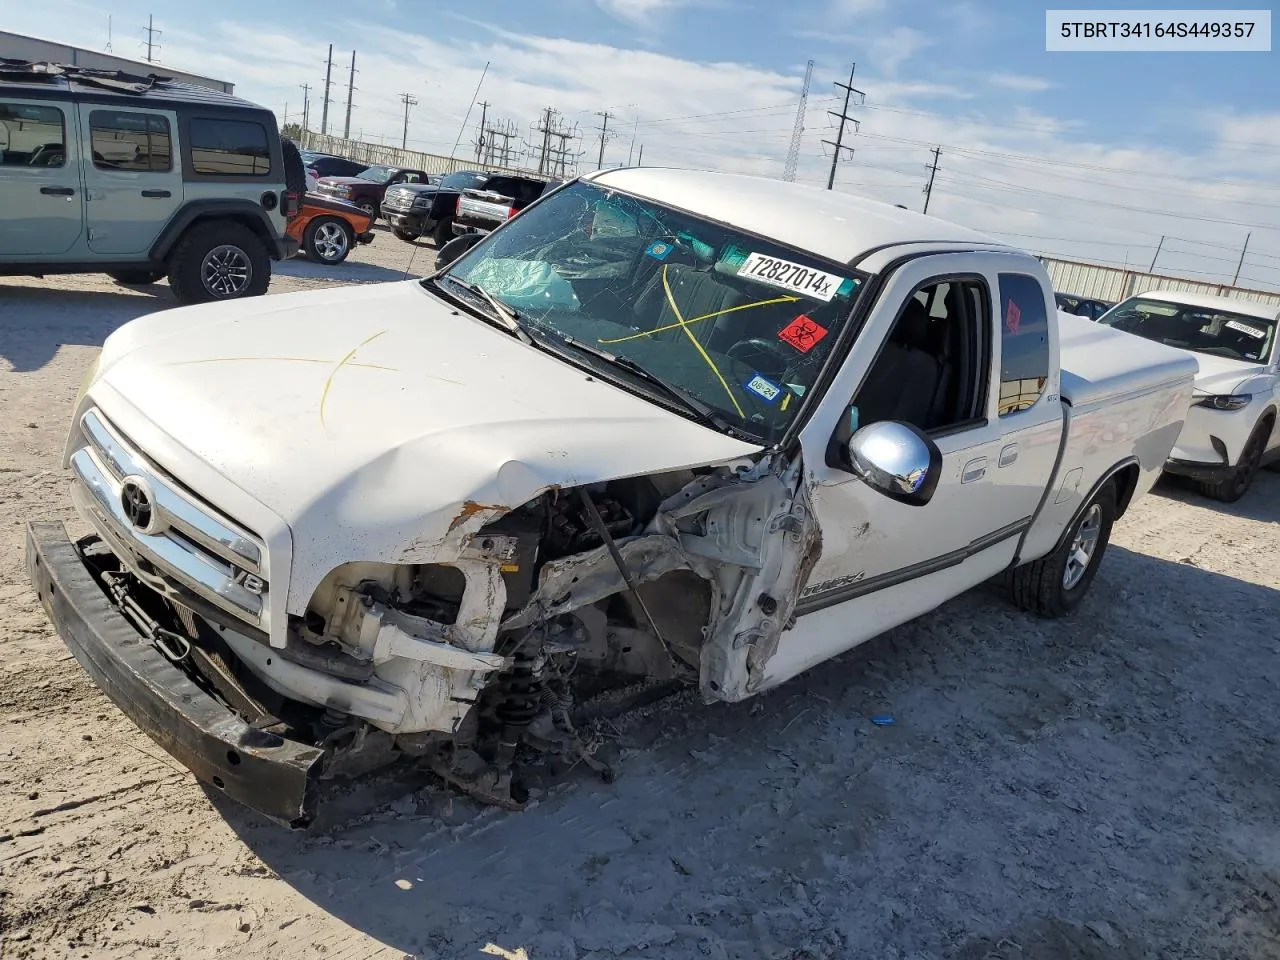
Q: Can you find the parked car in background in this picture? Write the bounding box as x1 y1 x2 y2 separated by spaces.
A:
0 60 301 304
1096 290 1280 502
28 168 1197 825
300 151 368 180
286 193 375 265
1055 292 1113 320
315 164 431 219
452 177 561 238
382 170 551 246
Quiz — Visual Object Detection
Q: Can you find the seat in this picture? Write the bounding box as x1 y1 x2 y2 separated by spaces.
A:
854 299 943 430
632 262 746 345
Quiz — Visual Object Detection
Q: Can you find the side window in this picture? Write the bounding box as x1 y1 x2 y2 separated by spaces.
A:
189 119 270 176
997 273 1050 417
0 102 66 167
848 277 991 435
89 111 171 171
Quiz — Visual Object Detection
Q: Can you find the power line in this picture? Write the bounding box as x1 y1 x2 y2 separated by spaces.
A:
320 44 334 136
343 50 357 140
823 63 864 191
398 92 419 150
922 146 941 214
783 59 814 183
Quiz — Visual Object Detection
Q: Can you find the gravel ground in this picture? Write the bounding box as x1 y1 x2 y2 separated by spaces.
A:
2 228 1279 960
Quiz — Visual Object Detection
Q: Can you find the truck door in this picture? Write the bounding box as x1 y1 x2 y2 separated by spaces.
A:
759 253 1063 688
78 105 181 257
0 98 84 257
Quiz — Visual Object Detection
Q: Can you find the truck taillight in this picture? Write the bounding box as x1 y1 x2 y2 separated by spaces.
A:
507 206 517 220
456 197 463 217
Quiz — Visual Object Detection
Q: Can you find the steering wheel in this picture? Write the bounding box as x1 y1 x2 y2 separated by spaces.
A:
726 337 792 381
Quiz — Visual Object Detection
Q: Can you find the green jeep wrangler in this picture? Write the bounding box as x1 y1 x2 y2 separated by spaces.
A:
0 60 304 304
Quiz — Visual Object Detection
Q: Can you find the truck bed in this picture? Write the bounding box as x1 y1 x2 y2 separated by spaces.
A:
1057 310 1196 410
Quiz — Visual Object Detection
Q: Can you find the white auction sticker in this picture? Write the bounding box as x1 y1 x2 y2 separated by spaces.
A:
1226 319 1267 339
738 252 845 302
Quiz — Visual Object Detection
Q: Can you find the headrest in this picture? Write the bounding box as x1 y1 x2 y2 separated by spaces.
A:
895 298 931 348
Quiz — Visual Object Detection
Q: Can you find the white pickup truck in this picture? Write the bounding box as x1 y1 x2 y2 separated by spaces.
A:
26 168 1197 826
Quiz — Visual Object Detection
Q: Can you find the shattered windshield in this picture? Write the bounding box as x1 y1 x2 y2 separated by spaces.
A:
357 165 394 183
437 180 866 443
1099 296 1277 364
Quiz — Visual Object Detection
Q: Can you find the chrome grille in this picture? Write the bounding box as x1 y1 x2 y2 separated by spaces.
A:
384 188 415 211
69 407 270 631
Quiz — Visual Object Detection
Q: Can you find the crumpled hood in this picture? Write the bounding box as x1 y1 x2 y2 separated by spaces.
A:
1189 352 1265 396
93 280 761 569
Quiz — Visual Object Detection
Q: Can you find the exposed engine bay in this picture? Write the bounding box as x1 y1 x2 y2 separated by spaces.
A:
93 454 820 811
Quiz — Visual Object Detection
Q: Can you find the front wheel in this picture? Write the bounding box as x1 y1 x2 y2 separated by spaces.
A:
392 225 421 243
1008 481 1117 618
304 216 353 264
1197 421 1270 502
359 201 377 221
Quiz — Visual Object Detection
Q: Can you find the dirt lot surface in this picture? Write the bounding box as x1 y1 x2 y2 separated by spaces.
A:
2 229 1280 960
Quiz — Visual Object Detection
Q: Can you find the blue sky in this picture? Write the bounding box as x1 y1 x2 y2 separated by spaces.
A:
4 0 1279 288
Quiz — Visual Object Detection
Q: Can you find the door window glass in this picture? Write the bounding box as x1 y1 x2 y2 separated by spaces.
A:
89 110 172 171
0 102 65 167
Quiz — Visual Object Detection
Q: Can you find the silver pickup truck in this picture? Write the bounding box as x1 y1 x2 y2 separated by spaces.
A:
453 177 559 238
26 168 1196 826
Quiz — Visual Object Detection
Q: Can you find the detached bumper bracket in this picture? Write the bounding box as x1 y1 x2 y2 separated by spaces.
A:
25 521 325 827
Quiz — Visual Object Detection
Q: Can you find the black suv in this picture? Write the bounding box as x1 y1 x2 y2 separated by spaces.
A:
0 60 304 304
381 169 553 247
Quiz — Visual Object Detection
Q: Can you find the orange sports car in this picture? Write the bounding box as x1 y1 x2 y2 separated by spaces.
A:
286 194 376 265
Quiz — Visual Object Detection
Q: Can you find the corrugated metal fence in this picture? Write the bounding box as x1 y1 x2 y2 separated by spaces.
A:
299 132 532 178
1041 257 1280 310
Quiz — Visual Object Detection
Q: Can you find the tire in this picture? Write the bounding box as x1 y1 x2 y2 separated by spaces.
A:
358 201 377 221
1008 481 1117 619
433 219 453 248
392 225 421 243
166 221 271 306
304 216 353 265
1197 420 1271 502
109 269 165 286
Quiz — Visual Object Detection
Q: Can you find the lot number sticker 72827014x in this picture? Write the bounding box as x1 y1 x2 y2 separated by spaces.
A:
739 252 846 303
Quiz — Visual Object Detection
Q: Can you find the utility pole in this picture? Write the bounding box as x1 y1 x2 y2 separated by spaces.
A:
1149 235 1165 273
343 50 357 140
595 110 615 170
533 107 556 175
399 93 418 149
474 101 489 161
143 15 161 63
783 59 814 182
922 146 942 214
822 63 864 190
626 116 639 165
105 15 113 53
299 83 312 134
320 44 334 135
637 144 644 166
1232 232 1251 285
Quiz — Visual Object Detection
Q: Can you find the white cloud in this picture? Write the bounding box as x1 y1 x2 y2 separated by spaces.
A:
988 73 1055 93
593 0 685 26
830 0 887 19
869 27 933 78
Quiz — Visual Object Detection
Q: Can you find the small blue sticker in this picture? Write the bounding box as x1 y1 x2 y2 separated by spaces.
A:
745 373 783 404
870 714 896 726
646 241 673 261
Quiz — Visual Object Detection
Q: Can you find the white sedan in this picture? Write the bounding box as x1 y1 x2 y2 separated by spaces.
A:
1096 289 1280 502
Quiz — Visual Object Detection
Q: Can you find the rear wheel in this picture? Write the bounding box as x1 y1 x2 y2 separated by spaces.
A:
392 225 421 243
109 269 165 286
1008 481 1117 618
304 216 353 264
1198 420 1270 502
167 221 271 305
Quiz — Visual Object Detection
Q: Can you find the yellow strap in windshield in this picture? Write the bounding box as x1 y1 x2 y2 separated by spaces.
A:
599 293 801 345
660 265 746 419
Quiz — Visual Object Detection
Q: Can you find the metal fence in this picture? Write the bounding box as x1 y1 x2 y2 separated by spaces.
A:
1041 257 1280 310
299 132 533 178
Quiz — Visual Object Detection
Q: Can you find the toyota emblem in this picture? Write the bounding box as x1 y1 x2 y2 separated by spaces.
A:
119 476 159 533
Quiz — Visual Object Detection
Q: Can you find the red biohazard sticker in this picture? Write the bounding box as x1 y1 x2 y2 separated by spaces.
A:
778 314 829 353
1005 299 1022 335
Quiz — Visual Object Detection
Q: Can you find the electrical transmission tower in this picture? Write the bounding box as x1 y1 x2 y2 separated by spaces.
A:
783 59 814 182
142 15 161 63
342 51 358 139
822 62 864 190
479 118 519 167
399 92 419 149
472 101 490 161
922 146 942 214
595 110 616 169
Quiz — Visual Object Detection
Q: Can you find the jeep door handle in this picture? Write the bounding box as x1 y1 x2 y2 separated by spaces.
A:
40 186 75 196
140 189 171 198
961 457 988 483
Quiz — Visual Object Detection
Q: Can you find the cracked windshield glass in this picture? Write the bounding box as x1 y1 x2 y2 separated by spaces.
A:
440 180 865 443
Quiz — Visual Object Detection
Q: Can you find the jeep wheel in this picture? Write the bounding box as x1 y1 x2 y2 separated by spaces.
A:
1008 481 1116 619
433 219 453 248
167 222 270 305
392 225 421 243
109 269 165 286
1197 420 1270 502
304 216 353 265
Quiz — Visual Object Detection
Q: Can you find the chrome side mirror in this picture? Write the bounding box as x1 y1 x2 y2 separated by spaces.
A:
847 420 942 507
436 232 483 269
